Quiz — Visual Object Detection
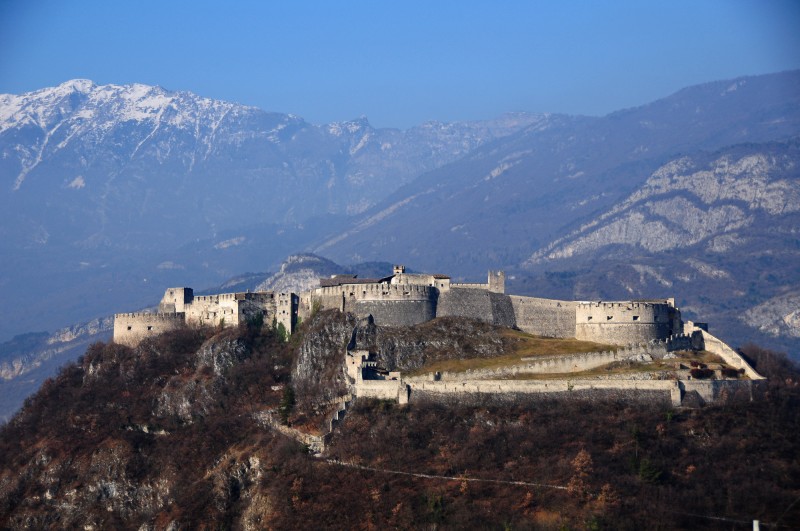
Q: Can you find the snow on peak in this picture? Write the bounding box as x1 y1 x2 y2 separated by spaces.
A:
58 79 95 93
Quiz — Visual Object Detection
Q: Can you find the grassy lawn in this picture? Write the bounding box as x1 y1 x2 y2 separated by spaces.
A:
407 330 618 376
407 333 734 378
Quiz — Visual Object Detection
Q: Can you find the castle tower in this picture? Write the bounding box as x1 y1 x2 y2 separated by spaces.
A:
393 265 406 275
276 292 298 338
159 287 194 313
488 271 505 294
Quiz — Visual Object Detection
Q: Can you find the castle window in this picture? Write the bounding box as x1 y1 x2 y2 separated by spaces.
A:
633 315 639 321
607 316 613 320
587 316 592 321
147 326 153 331
127 325 132 330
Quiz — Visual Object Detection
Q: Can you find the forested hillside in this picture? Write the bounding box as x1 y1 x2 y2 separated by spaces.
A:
1 313 798 529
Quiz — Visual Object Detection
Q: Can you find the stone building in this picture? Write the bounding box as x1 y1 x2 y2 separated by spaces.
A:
113 287 297 347
116 265 680 348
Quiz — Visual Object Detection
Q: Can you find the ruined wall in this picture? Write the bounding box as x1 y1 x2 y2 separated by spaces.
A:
113 312 185 347
664 331 704 352
185 293 243 327
510 296 576 338
276 293 298 333
575 301 679 345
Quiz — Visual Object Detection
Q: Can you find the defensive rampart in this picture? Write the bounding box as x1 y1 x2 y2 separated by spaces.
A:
575 301 680 345
406 379 682 406
113 312 185 347
699 329 763 379
436 289 516 328
306 283 438 327
510 296 576 338
403 377 762 407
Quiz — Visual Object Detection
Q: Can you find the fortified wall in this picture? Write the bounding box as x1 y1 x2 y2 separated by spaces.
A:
575 300 681 345
113 312 186 347
114 287 297 347
117 265 683 348
300 266 680 346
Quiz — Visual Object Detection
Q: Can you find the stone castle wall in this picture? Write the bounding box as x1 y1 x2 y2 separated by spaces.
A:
302 273 680 346
699 329 762 379
113 312 185 347
114 289 296 347
184 292 278 328
405 378 683 407
436 289 516 328
304 283 438 327
575 301 678 345
510 296 577 338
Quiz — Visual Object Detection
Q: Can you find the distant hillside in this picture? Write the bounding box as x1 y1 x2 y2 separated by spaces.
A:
314 72 800 356
1 314 798 528
0 253 390 422
317 71 800 273
0 81 537 341
515 139 800 354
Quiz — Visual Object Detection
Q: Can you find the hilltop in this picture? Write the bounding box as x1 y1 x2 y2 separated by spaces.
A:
1 312 798 529
1 71 798 358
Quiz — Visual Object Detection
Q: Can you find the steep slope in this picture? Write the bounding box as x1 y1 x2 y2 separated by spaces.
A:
316 71 800 274
515 138 800 355
1 317 798 528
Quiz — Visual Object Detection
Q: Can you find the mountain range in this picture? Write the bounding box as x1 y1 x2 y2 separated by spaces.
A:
1 71 799 421
0 80 540 339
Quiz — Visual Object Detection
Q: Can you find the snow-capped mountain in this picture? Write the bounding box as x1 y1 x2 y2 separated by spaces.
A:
0 80 541 340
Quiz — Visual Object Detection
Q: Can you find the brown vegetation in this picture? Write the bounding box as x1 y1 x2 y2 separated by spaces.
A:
0 314 798 529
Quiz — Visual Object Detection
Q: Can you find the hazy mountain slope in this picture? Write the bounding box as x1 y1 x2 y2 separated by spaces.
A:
315 71 800 274
514 139 800 355
0 81 538 341
0 253 390 421
0 319 113 423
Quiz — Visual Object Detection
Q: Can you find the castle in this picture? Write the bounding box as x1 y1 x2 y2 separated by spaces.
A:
114 265 763 414
114 265 683 348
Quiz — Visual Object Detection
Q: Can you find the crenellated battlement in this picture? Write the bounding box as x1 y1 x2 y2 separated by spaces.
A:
117 266 699 354
114 312 185 320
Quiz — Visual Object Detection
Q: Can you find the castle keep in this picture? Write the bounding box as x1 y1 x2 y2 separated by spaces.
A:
114 265 681 347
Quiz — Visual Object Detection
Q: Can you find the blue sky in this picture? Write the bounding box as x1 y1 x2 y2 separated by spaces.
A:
1 0 798 128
